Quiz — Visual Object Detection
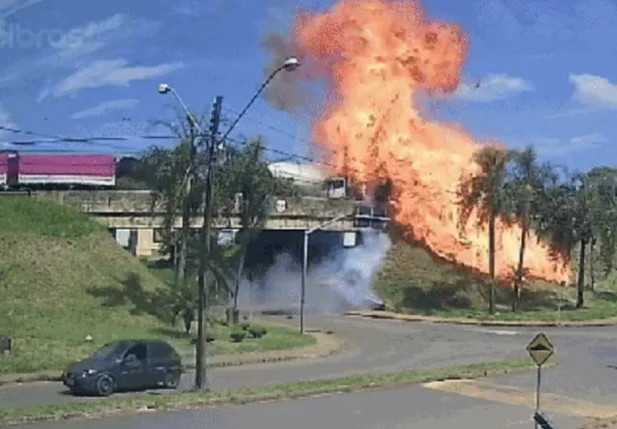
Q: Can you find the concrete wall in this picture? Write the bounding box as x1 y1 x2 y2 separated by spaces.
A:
39 190 369 258
37 190 358 217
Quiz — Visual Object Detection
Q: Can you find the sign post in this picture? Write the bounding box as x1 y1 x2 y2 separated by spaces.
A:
526 333 555 429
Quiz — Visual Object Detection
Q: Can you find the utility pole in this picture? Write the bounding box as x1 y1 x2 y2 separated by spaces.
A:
194 95 223 390
177 115 195 289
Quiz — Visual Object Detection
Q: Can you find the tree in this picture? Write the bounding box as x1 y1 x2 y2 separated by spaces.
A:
216 138 296 321
537 170 594 308
137 112 207 332
457 145 513 315
585 167 617 290
507 147 554 310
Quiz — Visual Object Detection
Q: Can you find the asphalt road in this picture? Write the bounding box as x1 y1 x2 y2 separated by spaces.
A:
5 313 617 427
14 384 590 429
0 314 526 409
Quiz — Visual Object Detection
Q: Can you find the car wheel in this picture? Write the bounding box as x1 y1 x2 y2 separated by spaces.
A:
95 374 115 397
163 371 180 389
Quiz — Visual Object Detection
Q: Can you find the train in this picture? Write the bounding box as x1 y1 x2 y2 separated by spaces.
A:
0 152 117 190
0 152 385 204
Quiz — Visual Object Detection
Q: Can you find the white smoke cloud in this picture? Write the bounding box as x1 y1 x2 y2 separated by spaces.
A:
236 230 391 313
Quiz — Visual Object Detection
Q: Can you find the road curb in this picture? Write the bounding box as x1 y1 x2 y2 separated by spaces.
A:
344 310 617 327
0 332 345 387
0 360 548 425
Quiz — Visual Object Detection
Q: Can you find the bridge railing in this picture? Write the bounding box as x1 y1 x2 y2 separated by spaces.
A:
353 206 391 229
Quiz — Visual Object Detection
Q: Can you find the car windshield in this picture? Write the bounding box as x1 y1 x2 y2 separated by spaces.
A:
91 342 127 360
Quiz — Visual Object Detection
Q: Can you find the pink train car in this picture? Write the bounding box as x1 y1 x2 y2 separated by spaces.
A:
17 154 116 187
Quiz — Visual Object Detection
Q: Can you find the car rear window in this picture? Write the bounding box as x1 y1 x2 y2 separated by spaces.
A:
149 341 177 360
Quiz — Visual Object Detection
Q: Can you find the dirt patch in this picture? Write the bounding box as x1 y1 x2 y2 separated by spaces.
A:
424 379 617 420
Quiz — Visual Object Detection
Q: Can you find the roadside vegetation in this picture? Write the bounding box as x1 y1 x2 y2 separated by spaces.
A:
375 146 617 322
0 197 312 376
127 112 297 330
0 358 540 425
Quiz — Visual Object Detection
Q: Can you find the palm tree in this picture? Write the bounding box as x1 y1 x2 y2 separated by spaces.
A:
457 145 513 314
217 139 295 322
137 113 207 331
585 167 617 290
537 171 593 308
507 147 554 310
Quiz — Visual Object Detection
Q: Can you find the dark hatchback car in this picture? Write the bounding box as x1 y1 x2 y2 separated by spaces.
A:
61 339 183 396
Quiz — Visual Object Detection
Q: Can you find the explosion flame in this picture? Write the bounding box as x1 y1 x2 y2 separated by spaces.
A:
280 0 569 283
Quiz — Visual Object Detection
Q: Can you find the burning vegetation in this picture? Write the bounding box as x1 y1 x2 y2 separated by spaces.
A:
266 0 570 285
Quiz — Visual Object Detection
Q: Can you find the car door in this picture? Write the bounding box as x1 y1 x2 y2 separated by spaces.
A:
117 342 148 391
145 341 170 387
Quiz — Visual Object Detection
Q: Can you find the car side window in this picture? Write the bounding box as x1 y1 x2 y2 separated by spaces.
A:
125 343 147 362
149 342 172 360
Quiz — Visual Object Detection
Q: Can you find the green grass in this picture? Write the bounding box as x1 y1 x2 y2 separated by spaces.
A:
0 196 314 375
206 324 314 355
374 239 617 322
142 261 315 355
0 196 105 237
0 358 542 425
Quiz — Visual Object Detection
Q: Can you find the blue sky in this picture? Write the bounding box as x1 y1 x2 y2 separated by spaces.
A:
0 0 615 171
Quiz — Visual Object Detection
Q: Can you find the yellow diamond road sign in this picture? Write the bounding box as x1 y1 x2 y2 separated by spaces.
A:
526 333 555 366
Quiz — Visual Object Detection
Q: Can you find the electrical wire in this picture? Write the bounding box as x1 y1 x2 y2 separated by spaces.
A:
0 122 360 187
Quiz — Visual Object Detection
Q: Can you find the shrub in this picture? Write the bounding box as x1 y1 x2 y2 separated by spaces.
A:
248 325 268 339
239 322 251 331
230 329 246 343
190 332 216 344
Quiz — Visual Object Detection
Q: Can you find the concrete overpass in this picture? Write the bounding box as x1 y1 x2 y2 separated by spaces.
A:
38 190 390 257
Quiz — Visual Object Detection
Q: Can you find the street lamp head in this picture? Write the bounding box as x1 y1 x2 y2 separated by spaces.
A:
158 83 171 94
282 56 300 72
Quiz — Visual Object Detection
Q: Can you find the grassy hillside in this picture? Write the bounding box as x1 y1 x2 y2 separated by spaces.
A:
0 197 312 375
0 197 180 373
373 237 617 321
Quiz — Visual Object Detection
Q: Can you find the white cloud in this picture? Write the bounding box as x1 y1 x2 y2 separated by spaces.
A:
52 59 184 97
543 108 590 120
569 74 617 110
0 0 47 19
533 133 608 157
172 0 223 16
0 13 160 92
71 98 140 119
52 14 125 60
454 74 533 102
0 0 48 46
569 132 609 146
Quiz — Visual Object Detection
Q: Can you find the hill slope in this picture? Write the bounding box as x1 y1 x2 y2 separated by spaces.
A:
372 239 572 317
0 196 173 374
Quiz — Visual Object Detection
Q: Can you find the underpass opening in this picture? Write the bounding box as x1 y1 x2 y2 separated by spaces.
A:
238 229 390 315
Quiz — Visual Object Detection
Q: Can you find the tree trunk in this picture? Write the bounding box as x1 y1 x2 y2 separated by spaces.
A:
512 218 527 312
233 248 247 312
175 170 193 290
576 239 586 308
488 211 496 315
177 204 190 289
589 238 596 292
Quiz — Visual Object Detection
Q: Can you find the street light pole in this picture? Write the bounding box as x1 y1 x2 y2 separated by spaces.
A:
158 84 203 133
158 56 300 388
218 57 300 145
300 214 349 334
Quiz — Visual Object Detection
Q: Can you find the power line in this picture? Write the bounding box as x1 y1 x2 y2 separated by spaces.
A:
0 122 378 189
222 106 341 158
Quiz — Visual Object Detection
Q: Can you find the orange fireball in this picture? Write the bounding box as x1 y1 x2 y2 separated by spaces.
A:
291 0 570 283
